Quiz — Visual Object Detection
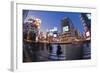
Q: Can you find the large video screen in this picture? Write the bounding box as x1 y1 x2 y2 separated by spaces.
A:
63 26 69 32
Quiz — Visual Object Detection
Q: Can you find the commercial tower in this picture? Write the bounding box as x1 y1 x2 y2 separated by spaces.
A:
80 13 91 59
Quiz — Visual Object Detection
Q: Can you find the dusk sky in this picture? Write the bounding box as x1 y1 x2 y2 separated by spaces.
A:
24 10 85 34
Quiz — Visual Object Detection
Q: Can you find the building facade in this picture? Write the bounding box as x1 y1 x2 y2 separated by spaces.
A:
80 13 91 59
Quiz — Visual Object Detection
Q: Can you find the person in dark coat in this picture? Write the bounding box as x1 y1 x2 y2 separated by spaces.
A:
57 44 62 59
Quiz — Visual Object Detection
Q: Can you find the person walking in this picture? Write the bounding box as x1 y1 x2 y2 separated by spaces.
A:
57 44 62 60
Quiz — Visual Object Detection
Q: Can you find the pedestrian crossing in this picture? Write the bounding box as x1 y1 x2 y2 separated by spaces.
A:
49 53 65 61
23 43 91 62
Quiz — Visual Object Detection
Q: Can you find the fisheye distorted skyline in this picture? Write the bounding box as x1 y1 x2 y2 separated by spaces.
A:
24 10 87 34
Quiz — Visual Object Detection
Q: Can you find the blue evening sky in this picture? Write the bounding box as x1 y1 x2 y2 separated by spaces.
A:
25 10 84 34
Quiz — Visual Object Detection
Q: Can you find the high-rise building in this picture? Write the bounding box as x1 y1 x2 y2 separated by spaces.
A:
80 13 91 38
80 13 91 29
80 13 91 59
61 17 75 36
